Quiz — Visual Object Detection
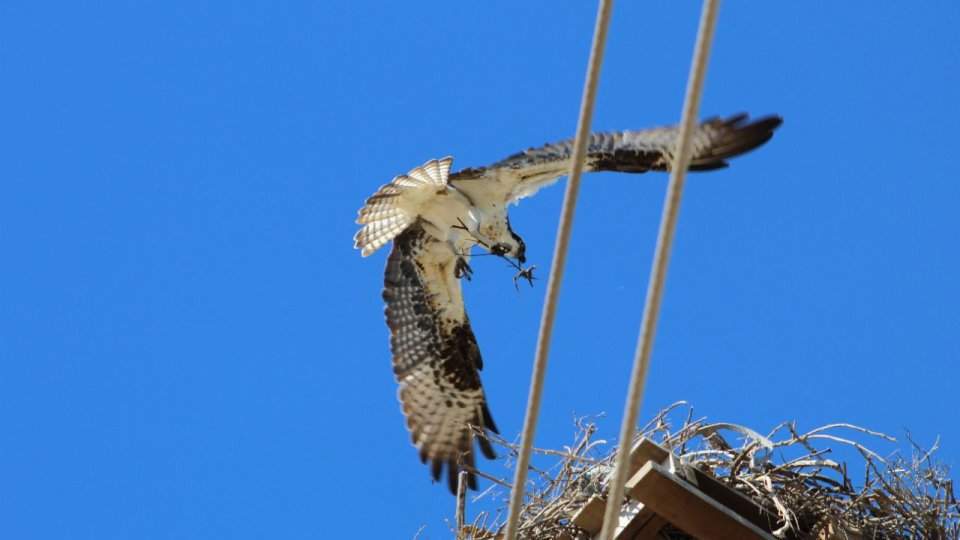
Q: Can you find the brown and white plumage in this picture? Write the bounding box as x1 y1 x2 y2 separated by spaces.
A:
383 224 497 492
354 157 455 257
449 113 783 204
356 113 782 493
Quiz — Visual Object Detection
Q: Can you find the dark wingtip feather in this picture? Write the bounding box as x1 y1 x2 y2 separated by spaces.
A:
477 433 497 460
722 112 782 130
465 447 478 491
441 459 478 494
440 463 478 495
482 403 499 434
467 471 478 490
447 460 459 494
477 403 498 459
690 113 783 169
688 161 730 171
416 410 501 494
722 111 750 125
749 114 784 130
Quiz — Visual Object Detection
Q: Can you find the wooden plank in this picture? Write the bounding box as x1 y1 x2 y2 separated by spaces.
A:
572 439 668 535
628 461 777 540
571 495 606 533
611 499 652 539
606 439 669 539
628 514 667 540
628 438 669 472
574 493 666 539
612 501 666 540
623 439 783 537
687 467 780 535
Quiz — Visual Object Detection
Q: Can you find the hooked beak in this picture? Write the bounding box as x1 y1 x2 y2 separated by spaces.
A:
491 242 526 264
490 243 510 257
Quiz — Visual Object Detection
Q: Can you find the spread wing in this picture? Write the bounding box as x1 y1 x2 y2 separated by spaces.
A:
382 223 498 493
450 113 782 203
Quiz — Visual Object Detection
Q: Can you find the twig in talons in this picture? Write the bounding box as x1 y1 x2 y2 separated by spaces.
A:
452 217 490 249
513 265 537 291
451 217 470 232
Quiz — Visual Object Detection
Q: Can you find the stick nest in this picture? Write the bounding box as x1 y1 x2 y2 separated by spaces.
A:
454 402 959 539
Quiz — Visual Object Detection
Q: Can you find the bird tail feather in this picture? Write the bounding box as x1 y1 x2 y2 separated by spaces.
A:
354 157 453 256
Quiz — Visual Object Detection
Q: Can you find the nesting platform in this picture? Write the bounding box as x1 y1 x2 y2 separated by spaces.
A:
567 439 826 540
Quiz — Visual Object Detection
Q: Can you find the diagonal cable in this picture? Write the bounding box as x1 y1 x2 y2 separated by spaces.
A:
501 0 615 538
597 1 722 538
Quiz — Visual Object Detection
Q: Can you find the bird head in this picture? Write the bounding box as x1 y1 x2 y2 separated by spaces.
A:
489 219 526 264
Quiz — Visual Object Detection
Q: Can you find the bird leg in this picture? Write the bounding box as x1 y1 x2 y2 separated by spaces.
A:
454 256 473 281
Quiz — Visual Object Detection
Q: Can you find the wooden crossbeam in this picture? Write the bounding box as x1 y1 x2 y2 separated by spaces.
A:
627 460 776 540
571 439 668 534
611 501 665 540
571 438 786 539
572 495 607 533
683 465 781 535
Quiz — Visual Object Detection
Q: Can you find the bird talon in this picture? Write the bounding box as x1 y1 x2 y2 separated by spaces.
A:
455 257 473 280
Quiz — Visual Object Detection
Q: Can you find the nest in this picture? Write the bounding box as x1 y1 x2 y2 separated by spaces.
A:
451 402 959 539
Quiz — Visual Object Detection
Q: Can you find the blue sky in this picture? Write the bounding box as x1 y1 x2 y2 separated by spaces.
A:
2 2 959 538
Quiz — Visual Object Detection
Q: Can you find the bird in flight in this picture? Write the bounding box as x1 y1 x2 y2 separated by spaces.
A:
354 113 782 493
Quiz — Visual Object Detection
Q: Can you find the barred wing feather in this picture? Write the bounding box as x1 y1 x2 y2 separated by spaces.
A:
382 224 498 493
474 114 782 203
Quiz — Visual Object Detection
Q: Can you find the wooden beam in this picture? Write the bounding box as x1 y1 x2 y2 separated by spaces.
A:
627 438 669 472
685 467 781 535
571 439 668 535
611 500 666 540
624 439 784 536
627 461 776 540
571 495 606 533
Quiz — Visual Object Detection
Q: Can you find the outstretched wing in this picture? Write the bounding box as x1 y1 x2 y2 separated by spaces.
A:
450 113 782 203
382 223 498 493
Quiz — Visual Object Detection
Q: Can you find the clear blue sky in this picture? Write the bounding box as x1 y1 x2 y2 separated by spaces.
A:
2 2 958 538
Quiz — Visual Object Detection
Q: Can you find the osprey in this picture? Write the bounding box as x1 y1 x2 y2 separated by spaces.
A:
354 113 782 492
